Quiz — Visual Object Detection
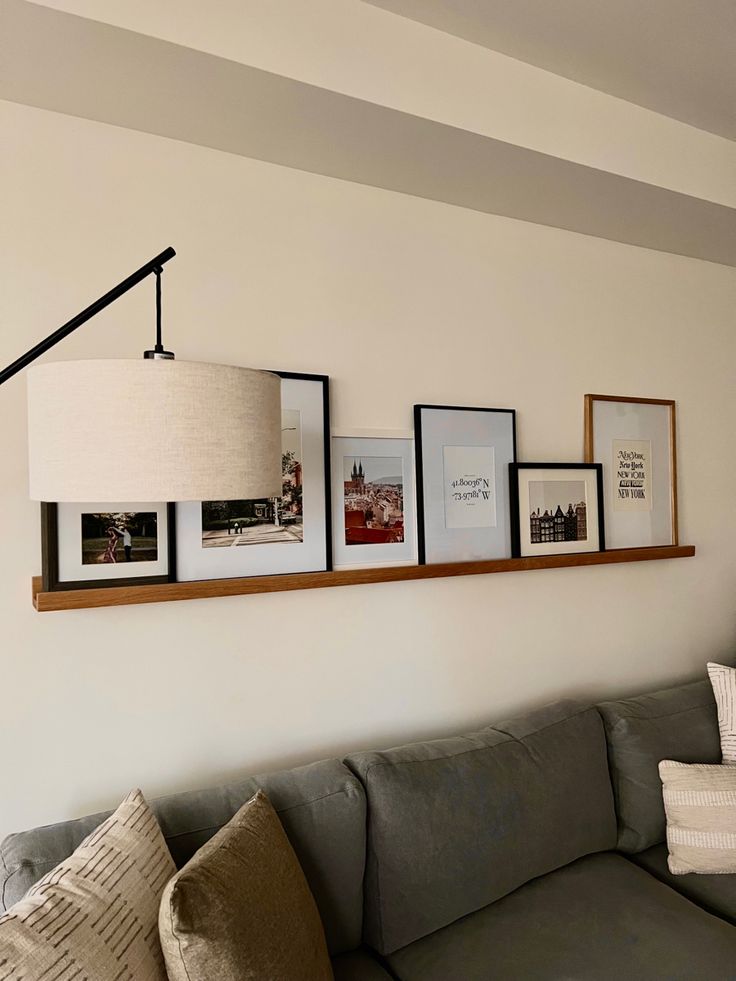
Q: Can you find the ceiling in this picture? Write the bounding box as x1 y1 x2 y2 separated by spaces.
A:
364 0 736 141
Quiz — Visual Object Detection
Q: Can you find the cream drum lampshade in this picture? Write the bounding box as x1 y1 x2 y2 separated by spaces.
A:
27 360 282 502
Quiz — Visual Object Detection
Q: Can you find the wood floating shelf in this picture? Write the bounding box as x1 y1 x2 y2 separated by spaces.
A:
32 545 695 612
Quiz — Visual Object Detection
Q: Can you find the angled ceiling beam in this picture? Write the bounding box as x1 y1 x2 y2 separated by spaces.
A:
2 0 735 266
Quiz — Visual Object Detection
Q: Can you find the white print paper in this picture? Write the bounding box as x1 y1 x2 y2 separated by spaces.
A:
443 445 496 529
612 439 652 512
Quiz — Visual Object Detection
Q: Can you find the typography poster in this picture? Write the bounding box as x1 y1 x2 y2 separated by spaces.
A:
442 445 496 529
612 439 652 512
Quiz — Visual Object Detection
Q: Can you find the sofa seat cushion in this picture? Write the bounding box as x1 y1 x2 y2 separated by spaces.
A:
332 949 395 980
633 843 736 925
386 853 736 981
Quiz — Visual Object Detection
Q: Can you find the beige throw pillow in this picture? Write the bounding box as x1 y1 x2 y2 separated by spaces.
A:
159 789 333 981
0 789 174 979
659 760 736 874
707 661 736 762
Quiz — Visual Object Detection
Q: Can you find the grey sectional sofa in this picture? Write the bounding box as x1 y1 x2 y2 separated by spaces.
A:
2 676 735 979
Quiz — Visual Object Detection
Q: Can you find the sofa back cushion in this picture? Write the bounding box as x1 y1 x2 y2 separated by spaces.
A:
345 700 617 955
0 759 365 957
597 679 720 854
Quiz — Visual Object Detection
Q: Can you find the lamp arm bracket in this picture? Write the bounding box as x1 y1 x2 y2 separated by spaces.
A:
0 246 176 387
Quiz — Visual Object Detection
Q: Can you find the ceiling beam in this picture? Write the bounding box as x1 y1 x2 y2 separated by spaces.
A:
3 0 735 266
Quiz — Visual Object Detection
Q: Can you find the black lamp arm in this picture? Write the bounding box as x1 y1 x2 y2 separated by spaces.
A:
0 246 176 387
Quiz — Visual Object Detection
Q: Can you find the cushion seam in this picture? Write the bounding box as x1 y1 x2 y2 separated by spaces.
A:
492 705 594 739
1 787 355 876
359 706 594 779
0 847 9 912
167 881 193 981
163 787 351 841
601 702 713 727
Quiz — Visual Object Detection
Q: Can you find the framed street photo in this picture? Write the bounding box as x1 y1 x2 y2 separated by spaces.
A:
414 404 516 564
41 501 175 591
331 430 417 570
176 372 331 581
509 463 604 558
584 394 677 549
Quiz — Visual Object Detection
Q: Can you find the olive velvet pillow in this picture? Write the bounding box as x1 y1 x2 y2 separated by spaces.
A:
158 789 333 981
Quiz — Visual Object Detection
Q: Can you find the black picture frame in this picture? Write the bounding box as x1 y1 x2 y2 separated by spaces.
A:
414 403 517 565
271 370 333 574
174 370 332 580
508 462 605 558
41 502 177 592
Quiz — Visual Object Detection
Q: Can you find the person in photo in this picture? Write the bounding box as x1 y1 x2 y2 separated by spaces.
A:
103 525 118 563
111 524 133 560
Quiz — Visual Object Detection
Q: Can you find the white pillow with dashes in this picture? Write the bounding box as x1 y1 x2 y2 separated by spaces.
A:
0 789 174 980
707 662 736 763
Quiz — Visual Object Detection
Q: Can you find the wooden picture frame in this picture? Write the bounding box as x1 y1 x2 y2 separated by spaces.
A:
41 502 176 592
509 462 605 558
584 394 677 549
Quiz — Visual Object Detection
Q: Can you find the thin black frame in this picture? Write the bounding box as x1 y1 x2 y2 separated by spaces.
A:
414 403 517 565
508 462 605 558
41 502 177 592
174 371 333 580
270 370 333 575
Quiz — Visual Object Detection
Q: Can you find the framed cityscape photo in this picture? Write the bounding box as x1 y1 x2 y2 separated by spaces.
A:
41 501 175 591
414 404 517 564
584 394 677 549
331 430 417 570
176 372 331 581
509 463 604 558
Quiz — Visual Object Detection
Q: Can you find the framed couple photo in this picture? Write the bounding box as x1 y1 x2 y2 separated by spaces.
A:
41 502 175 591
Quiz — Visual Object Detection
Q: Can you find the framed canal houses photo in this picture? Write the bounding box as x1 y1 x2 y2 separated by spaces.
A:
509 463 604 558
584 394 677 549
414 404 517 564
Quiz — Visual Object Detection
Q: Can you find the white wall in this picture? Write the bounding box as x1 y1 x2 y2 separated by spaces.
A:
1 99 735 841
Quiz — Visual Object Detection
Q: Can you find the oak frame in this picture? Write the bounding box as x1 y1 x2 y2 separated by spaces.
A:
584 394 678 548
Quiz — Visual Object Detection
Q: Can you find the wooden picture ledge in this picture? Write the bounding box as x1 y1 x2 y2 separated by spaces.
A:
32 544 695 612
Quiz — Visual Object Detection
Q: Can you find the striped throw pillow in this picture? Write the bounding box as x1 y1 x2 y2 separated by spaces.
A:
0 789 174 980
659 760 736 874
707 662 736 763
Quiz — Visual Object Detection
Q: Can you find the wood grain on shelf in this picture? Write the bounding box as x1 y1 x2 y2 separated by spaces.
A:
32 545 695 612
